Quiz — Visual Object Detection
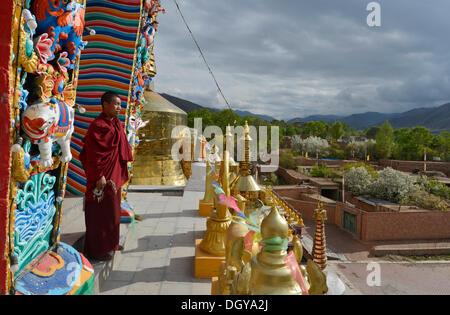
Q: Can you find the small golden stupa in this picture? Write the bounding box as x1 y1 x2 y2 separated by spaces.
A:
198 145 220 216
199 148 232 256
131 87 187 186
232 205 302 295
225 125 239 186
230 121 262 219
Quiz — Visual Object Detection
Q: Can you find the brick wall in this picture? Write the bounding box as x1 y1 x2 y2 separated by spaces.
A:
379 159 450 177
284 199 338 225
335 202 364 239
295 157 356 167
297 193 336 205
276 167 310 185
273 185 318 199
276 189 450 241
361 211 450 241
343 192 378 213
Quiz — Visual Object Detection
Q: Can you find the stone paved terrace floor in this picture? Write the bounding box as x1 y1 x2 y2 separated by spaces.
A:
99 190 211 295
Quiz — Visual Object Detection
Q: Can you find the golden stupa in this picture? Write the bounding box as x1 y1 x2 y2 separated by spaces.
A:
131 87 187 186
231 205 303 295
230 121 263 219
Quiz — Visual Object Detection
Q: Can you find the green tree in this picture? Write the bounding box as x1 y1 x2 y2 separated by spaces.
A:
393 128 415 160
411 126 433 159
431 131 450 161
366 126 380 140
187 108 214 128
284 125 296 136
375 121 394 159
211 109 242 132
393 126 435 161
330 121 345 141
302 121 328 138
279 151 296 169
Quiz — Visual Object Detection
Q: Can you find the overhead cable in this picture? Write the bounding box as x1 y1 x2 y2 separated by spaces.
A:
171 0 233 112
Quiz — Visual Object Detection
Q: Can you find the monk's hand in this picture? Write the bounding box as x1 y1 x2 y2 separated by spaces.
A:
96 176 106 191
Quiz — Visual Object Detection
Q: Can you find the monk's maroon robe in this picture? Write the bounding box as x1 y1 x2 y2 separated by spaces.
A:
80 112 133 258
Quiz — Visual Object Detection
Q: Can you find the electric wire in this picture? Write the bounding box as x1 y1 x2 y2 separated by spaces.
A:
171 0 233 112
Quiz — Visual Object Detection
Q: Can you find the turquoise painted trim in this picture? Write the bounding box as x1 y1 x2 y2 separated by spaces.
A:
85 14 139 27
66 185 84 196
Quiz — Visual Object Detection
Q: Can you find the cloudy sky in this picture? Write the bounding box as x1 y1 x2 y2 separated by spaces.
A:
152 0 450 120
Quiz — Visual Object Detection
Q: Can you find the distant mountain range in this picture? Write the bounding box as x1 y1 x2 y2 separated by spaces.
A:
288 103 450 132
160 93 277 122
160 93 450 132
388 103 450 133
288 112 401 130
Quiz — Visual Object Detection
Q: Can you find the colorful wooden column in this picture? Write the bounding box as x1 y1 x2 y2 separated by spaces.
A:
1 0 96 295
0 0 14 296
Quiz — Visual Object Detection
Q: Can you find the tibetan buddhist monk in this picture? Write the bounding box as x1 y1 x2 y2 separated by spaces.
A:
80 92 133 261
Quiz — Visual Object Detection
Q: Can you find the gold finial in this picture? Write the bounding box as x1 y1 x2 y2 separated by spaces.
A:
318 200 324 210
260 206 289 242
313 200 327 221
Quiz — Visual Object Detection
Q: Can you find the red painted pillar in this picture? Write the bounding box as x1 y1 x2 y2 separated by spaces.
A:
0 0 14 295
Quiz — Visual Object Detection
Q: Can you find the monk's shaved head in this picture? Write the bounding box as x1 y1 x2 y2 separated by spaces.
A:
101 91 120 107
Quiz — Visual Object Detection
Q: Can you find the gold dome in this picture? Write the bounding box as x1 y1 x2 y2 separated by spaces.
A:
131 89 187 186
260 206 289 241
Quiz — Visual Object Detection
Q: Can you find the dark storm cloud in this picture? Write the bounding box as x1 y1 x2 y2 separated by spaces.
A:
153 0 450 119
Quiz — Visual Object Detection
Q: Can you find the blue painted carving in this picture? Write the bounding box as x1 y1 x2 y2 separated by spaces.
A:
32 0 87 68
15 242 82 295
18 89 30 111
14 172 57 272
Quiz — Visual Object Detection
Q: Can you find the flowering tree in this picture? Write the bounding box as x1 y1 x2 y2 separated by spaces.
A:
369 167 418 203
344 166 373 195
292 136 329 156
343 166 448 210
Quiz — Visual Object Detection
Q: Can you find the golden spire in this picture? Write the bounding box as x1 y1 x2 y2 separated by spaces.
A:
199 146 232 256
312 201 327 270
242 121 252 176
224 125 238 194
198 144 218 216
230 121 261 218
